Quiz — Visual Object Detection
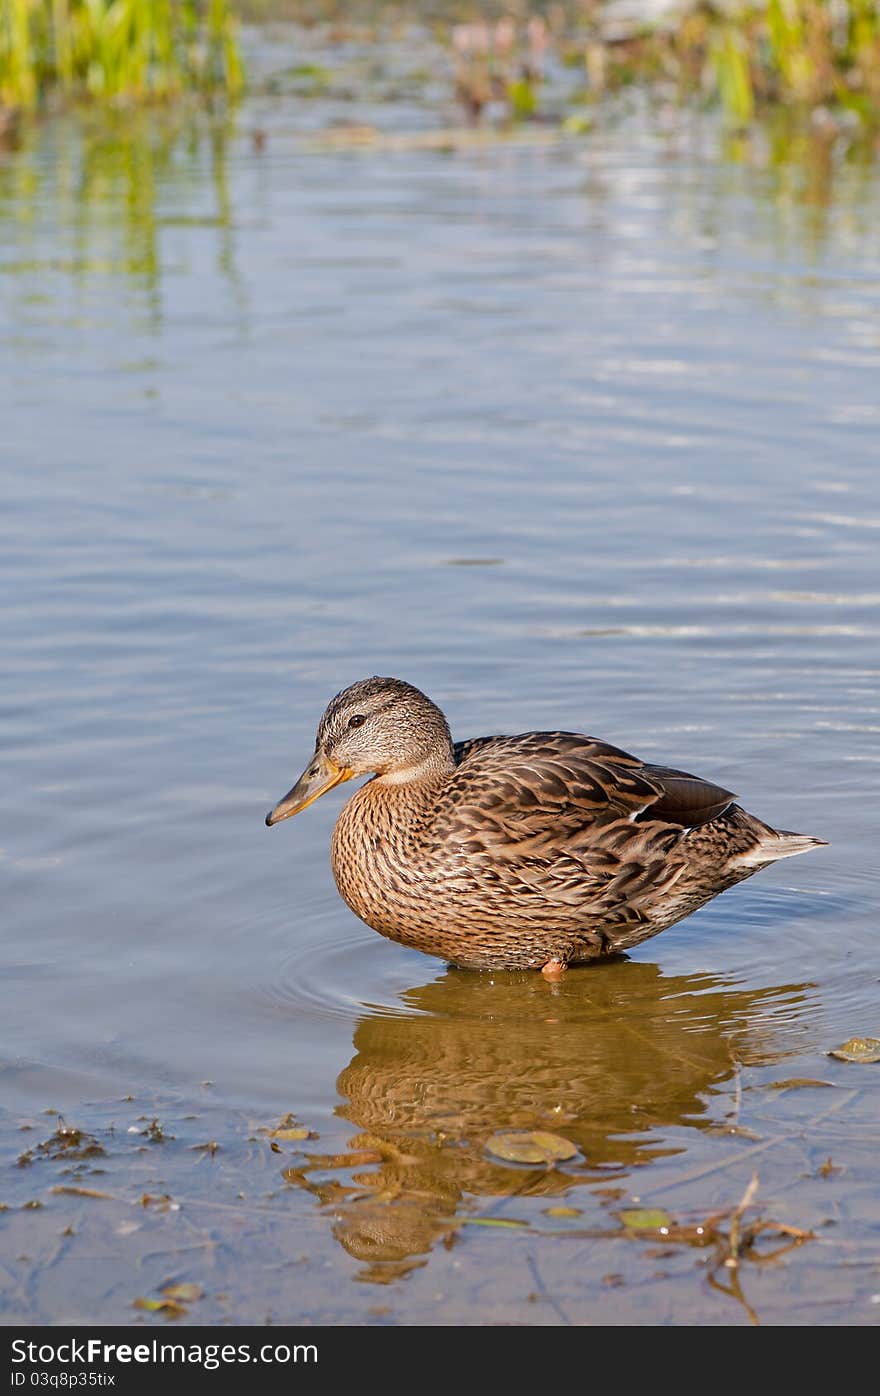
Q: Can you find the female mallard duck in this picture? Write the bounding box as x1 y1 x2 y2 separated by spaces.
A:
266 677 825 975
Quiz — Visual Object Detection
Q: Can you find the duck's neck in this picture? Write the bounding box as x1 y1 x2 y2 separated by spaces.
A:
372 746 455 788
347 749 453 850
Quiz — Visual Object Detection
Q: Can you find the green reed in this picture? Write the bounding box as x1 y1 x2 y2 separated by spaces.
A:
442 3 880 129
674 1 880 123
0 0 244 110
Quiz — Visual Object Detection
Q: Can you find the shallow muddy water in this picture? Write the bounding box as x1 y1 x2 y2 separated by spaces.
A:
1 32 879 1325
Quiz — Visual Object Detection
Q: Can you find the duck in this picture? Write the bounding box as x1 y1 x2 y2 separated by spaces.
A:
265 676 826 975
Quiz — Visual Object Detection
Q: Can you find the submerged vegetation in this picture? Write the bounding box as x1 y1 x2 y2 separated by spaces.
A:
0 0 243 110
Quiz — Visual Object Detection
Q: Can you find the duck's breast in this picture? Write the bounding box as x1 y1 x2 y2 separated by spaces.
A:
330 781 440 936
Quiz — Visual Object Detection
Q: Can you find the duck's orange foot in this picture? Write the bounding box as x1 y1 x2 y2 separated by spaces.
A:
541 958 568 979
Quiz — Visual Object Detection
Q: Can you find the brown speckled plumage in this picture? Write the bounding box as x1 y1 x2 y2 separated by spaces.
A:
266 677 826 971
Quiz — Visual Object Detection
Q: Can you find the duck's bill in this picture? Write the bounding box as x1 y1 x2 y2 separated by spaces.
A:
265 753 352 826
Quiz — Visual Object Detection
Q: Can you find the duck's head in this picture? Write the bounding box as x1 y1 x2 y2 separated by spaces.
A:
265 676 453 826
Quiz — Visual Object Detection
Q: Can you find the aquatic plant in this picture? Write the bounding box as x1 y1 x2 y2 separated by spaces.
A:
0 0 244 111
451 14 548 123
705 0 880 122
587 0 880 126
442 3 880 128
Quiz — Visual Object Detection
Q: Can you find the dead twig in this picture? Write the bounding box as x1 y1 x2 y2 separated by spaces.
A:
726 1171 760 1268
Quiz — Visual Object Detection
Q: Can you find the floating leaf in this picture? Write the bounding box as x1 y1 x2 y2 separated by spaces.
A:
161 1283 203 1303
133 1297 186 1318
618 1208 672 1231
562 114 594 135
50 1185 115 1200
485 1131 578 1165
260 1113 317 1142
461 1217 530 1229
767 1078 834 1090
827 1037 880 1063
543 1206 583 1218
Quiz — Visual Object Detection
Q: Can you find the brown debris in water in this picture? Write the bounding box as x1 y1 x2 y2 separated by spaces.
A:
259 1112 317 1143
766 1078 834 1090
161 1282 204 1303
139 1117 174 1143
133 1281 204 1320
50 1184 115 1200
827 1037 880 1063
139 1193 178 1211
17 1121 106 1168
133 1296 187 1320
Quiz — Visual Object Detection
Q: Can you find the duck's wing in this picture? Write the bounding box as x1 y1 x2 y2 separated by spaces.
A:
447 732 735 854
439 733 739 937
637 764 737 828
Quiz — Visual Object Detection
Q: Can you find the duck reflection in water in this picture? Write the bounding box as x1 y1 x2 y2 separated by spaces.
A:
283 959 810 1283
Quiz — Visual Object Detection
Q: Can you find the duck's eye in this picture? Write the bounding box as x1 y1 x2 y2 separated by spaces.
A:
348 714 366 730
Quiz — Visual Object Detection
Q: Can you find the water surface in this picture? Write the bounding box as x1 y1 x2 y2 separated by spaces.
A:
1 54 879 1325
